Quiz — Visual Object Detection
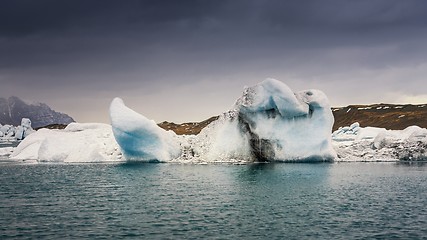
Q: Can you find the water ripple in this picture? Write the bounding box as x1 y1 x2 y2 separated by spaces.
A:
0 163 426 239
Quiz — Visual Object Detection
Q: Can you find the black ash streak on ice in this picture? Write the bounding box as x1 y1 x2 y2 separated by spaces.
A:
1 1 427 123
238 112 275 162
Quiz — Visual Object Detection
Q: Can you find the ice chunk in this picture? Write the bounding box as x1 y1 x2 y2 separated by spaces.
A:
0 118 35 141
124 79 336 163
21 118 32 129
14 126 24 140
15 118 35 140
109 79 336 163
0 125 15 139
225 81 336 162
0 125 11 134
11 123 121 162
350 122 360 130
333 123 427 161
236 78 309 118
194 115 253 162
109 98 181 161
0 147 14 157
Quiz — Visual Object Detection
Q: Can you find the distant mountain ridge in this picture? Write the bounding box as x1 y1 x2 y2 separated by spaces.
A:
157 103 427 135
0 96 74 128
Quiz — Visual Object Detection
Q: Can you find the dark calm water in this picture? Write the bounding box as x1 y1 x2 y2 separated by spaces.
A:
0 162 426 239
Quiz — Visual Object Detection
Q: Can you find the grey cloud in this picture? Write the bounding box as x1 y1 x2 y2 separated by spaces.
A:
1 0 427 122
0 0 221 37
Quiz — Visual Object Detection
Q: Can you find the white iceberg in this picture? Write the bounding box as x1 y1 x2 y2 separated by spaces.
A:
109 98 181 162
0 147 14 158
15 118 35 140
110 78 336 162
0 118 35 141
333 123 427 161
10 123 122 162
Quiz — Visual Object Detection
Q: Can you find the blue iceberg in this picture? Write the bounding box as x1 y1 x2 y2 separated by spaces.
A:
110 79 336 162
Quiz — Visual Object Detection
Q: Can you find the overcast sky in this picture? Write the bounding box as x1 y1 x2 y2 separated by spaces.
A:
1 0 427 123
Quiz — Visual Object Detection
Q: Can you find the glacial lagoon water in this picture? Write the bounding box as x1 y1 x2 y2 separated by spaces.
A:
0 162 426 239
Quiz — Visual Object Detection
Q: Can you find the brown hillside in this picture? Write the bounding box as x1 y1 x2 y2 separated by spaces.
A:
332 104 427 131
158 116 219 135
158 104 427 135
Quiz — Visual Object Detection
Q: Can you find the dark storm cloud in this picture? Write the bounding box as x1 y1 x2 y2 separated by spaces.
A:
0 0 219 36
1 0 427 122
1 0 229 92
2 0 427 69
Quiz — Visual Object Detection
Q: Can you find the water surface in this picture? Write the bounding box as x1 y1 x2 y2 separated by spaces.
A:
0 162 426 239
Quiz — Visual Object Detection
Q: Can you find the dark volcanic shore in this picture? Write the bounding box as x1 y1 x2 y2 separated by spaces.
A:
157 103 427 135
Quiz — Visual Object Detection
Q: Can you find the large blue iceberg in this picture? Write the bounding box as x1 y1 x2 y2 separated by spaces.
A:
110 79 336 162
110 98 181 161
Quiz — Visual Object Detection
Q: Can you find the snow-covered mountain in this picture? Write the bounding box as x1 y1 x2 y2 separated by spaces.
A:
0 96 74 129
